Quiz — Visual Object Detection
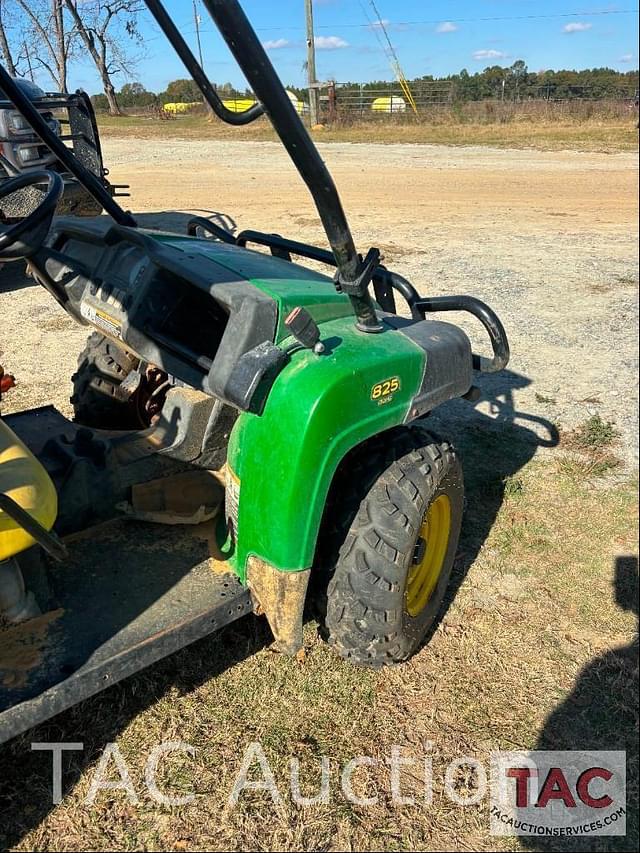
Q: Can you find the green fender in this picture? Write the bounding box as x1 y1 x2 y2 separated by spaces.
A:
225 315 425 579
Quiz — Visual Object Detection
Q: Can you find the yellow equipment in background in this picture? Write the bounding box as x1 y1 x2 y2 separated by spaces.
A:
162 101 199 114
222 97 258 113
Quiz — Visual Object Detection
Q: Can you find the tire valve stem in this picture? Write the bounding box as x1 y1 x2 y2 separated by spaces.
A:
413 537 426 564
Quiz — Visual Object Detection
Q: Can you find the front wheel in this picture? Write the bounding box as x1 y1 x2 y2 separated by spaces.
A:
71 332 147 430
323 427 464 668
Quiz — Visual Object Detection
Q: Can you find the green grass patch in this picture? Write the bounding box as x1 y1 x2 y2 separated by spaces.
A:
559 414 623 482
568 414 619 451
534 392 557 404
559 452 622 481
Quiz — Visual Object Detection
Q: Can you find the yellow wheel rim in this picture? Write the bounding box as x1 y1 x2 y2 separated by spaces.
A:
406 494 451 618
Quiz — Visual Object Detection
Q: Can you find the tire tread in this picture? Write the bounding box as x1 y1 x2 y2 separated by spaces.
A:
323 425 461 668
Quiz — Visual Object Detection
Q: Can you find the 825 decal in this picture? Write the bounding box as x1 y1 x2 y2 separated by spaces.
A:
371 376 401 404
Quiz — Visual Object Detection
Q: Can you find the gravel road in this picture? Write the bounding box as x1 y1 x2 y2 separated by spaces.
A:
1 139 638 466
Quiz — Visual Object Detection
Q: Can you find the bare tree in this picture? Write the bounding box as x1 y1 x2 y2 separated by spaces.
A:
13 0 75 91
0 0 19 76
52 0 67 86
64 0 143 116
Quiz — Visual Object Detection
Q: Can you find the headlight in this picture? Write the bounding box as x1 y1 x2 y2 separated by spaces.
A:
8 114 31 132
18 146 41 163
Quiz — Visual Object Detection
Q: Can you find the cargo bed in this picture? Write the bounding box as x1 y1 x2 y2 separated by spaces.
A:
0 410 252 745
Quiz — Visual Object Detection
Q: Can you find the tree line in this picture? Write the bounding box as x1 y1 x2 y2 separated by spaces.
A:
92 63 638 115
336 62 638 102
90 78 255 111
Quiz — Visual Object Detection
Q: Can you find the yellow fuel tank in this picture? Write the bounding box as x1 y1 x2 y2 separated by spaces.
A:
0 420 57 561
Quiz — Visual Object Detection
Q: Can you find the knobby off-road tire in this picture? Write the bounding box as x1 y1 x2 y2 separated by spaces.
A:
323 426 464 668
71 332 145 430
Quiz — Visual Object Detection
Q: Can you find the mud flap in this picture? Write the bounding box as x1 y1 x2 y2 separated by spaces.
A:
246 557 310 656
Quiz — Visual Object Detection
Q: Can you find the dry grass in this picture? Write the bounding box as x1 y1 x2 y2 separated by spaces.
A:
0 428 637 851
96 113 639 153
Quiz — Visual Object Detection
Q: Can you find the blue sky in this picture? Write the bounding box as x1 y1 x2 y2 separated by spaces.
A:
33 1 640 92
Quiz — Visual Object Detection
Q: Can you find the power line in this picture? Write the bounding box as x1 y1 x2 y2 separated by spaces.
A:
146 8 638 40
363 0 418 114
57 7 640 56
253 8 639 32
314 8 640 28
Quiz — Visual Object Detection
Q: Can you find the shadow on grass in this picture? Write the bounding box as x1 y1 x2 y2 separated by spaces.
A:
521 555 639 853
421 367 560 649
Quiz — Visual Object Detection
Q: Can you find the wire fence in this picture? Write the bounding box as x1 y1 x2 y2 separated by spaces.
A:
319 81 639 121
324 83 455 118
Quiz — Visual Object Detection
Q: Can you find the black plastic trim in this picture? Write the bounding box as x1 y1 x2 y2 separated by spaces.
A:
415 295 510 373
383 316 474 420
37 221 278 409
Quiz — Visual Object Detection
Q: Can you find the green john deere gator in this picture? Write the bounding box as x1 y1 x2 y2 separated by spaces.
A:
0 0 509 744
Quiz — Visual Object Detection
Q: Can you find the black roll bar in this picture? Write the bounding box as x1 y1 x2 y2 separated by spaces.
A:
144 0 264 126
0 0 383 331
415 295 510 373
235 228 422 316
234 229 510 372
146 0 381 331
0 65 135 227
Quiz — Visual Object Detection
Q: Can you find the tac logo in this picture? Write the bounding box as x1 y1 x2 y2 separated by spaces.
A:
490 751 626 837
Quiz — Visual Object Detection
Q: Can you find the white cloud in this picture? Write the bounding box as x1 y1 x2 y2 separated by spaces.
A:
436 22 458 34
368 18 407 32
315 35 349 50
472 49 508 61
262 38 291 50
619 53 634 63
563 22 592 33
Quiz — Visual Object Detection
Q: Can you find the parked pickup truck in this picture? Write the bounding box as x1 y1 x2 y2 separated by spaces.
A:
0 77 123 223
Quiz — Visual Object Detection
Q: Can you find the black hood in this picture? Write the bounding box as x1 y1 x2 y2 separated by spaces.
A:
0 78 46 102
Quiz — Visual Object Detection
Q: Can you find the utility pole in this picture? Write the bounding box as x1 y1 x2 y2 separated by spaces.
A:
193 0 214 117
193 0 204 67
305 0 319 125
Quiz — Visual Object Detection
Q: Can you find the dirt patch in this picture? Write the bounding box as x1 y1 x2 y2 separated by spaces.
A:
2 139 637 466
0 609 63 689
